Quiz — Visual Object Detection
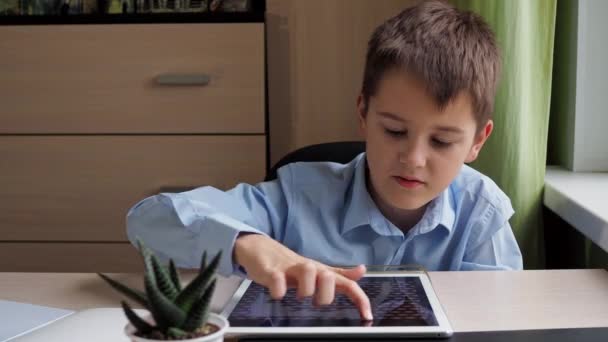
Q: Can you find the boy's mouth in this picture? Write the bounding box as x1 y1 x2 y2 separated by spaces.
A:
394 176 425 189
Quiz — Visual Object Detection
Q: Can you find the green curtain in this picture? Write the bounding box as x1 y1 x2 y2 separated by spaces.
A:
452 0 557 269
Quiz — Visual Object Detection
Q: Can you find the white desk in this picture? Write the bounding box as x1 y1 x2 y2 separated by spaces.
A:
1 269 607 333
545 166 608 252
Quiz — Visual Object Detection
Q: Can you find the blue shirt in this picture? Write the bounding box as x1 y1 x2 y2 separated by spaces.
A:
126 153 523 276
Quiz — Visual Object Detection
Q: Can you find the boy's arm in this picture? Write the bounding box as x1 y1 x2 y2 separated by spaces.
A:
126 177 289 277
461 222 524 271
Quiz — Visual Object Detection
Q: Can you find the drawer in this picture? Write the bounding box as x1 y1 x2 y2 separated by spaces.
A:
0 242 141 272
0 23 264 133
0 135 266 241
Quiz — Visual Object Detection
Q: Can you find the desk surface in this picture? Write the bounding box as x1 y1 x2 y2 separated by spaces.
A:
1 269 607 333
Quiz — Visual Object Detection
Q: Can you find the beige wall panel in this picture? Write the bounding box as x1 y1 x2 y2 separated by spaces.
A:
267 0 417 164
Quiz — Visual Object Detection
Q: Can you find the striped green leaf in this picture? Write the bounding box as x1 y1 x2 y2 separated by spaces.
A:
181 279 216 331
144 270 186 331
121 300 155 334
151 255 178 300
175 251 221 312
97 273 148 309
168 260 182 291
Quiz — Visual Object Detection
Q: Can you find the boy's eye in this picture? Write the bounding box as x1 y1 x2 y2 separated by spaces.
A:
384 128 406 137
432 138 452 148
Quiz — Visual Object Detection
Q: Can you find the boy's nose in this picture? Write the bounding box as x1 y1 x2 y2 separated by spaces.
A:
398 143 427 168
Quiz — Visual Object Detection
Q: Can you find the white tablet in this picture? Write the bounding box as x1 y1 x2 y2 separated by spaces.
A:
221 268 453 338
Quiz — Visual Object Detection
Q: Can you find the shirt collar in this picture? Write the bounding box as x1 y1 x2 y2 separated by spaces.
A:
342 153 382 235
414 186 455 235
342 153 456 236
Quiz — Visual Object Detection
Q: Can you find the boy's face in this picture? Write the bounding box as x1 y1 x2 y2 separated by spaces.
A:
357 70 493 211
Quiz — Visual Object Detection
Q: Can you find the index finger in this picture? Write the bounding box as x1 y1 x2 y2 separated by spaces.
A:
335 274 373 321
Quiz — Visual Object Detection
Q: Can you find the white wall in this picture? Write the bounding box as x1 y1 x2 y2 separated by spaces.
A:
572 0 608 171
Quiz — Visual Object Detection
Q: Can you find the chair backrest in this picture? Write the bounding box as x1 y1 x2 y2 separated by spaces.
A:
265 141 366 181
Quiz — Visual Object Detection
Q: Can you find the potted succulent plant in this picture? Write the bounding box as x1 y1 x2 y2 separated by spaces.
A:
98 241 228 341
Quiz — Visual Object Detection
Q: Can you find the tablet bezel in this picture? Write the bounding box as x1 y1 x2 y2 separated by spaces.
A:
221 272 453 338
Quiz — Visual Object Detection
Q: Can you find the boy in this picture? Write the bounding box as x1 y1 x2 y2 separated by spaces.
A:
126 0 522 321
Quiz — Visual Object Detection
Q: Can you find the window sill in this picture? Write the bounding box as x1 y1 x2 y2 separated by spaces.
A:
544 166 608 252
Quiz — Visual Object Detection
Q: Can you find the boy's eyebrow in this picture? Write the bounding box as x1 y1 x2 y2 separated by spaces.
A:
378 111 464 134
377 111 406 122
434 126 465 134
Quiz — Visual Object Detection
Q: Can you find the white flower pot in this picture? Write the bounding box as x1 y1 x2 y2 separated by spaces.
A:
125 312 229 342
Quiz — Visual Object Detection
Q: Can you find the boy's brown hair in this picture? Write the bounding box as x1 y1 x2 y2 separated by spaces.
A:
361 0 500 128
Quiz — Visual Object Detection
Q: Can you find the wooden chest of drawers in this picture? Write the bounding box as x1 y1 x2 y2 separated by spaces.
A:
0 22 266 271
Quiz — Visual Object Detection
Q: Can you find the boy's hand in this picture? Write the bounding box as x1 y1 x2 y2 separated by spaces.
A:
234 233 373 321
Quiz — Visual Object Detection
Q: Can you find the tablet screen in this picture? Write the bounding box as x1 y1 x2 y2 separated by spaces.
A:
227 276 439 327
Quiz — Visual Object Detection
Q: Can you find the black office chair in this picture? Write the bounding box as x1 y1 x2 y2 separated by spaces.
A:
265 141 366 181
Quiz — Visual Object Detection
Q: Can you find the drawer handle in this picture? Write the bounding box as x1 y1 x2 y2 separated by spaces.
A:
155 73 210 86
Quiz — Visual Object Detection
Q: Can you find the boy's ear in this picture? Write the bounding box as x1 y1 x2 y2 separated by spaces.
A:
356 94 368 137
465 120 493 163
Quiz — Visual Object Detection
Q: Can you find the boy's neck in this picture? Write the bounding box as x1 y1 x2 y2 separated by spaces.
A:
365 166 427 233
378 201 427 233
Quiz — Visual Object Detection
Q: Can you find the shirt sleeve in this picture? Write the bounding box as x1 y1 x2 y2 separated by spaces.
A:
126 170 292 277
460 221 524 270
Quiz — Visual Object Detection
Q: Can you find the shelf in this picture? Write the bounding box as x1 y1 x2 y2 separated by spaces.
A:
544 166 608 252
0 11 264 25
